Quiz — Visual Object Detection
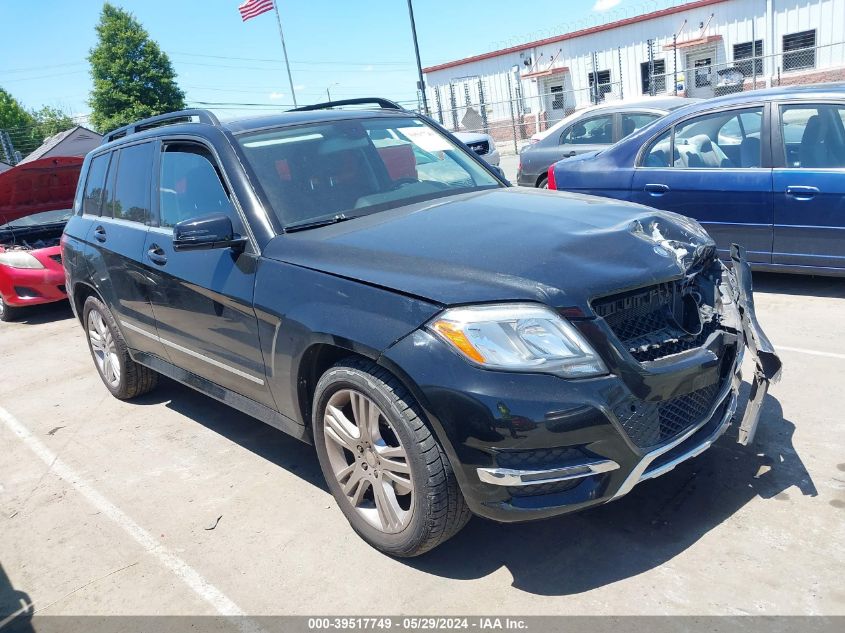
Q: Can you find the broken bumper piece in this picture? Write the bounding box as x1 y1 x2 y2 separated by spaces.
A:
730 244 783 445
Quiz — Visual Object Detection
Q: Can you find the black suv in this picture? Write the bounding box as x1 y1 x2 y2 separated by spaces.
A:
63 99 781 557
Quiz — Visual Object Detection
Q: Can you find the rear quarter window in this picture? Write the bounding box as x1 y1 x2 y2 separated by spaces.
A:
82 153 111 216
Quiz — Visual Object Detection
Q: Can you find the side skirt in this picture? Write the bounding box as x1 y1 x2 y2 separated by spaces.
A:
132 350 312 445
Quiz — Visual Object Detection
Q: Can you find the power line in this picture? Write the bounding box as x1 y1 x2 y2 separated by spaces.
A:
168 50 413 66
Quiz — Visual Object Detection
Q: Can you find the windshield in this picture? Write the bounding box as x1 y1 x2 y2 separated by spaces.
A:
237 116 501 229
0 208 73 230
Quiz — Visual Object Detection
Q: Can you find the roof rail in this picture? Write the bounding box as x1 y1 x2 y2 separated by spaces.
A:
102 109 221 144
288 97 406 112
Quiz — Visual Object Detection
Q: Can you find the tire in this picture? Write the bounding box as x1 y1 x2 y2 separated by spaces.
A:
313 357 471 557
82 295 158 400
0 295 21 322
537 175 549 189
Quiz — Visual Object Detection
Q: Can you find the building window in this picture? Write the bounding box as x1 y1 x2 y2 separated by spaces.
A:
640 59 666 94
734 40 763 76
550 85 565 110
588 70 612 103
783 30 816 71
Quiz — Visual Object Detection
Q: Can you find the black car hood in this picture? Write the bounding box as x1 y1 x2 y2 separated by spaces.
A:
263 188 714 310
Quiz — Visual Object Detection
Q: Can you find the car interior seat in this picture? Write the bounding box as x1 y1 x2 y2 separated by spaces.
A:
740 136 761 168
678 134 733 168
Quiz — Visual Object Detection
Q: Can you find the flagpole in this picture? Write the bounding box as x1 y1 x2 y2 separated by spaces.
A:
272 1 298 107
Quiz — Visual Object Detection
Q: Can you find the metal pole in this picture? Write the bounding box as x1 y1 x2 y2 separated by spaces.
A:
273 2 297 107
406 0 430 114
326 86 331 101
673 34 678 95
506 72 518 154
647 39 655 96
752 20 757 89
618 47 624 99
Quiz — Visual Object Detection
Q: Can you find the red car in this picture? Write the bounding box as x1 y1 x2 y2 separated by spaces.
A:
0 156 82 321
0 208 71 321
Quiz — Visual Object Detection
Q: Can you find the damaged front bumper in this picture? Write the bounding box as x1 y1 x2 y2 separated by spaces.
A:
382 245 782 522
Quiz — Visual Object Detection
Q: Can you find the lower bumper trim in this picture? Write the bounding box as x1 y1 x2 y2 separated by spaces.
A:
477 458 620 487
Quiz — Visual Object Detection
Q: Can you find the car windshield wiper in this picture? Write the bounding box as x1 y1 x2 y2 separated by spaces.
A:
284 214 359 233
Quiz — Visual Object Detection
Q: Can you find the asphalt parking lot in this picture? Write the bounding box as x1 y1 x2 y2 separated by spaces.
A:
1 272 844 617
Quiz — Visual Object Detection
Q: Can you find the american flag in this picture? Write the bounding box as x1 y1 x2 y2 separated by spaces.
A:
238 0 275 21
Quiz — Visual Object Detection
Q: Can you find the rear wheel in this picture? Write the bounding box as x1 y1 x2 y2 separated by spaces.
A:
83 296 158 399
313 358 471 557
0 295 21 322
537 175 549 189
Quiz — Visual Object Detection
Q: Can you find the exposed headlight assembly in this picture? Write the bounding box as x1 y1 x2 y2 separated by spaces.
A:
0 251 44 269
429 303 608 378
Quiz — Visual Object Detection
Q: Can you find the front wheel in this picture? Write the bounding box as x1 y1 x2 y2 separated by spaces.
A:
82 296 158 399
0 295 21 322
313 358 471 557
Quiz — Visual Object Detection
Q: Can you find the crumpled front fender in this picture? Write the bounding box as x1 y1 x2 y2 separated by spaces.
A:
729 244 783 445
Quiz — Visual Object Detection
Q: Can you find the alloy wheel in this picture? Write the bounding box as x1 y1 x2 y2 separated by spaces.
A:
87 310 121 387
322 389 414 534
0 296 5 317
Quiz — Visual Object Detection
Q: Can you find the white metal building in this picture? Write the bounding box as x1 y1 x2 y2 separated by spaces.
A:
422 0 845 139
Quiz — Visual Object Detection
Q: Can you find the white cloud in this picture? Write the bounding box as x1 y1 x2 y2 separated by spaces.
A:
294 84 306 90
364 65 374 72
593 0 621 11
268 92 285 100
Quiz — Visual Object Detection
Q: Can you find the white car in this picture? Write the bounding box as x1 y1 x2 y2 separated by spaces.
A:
453 131 500 166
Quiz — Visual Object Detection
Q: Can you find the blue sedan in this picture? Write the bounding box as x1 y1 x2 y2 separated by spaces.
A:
548 83 845 275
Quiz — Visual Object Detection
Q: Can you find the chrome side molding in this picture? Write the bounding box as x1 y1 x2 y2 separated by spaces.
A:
477 459 620 487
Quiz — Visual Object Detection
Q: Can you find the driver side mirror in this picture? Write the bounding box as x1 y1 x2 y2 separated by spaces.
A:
173 213 247 252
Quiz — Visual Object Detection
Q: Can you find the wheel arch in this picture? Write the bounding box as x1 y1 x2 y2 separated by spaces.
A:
71 281 103 324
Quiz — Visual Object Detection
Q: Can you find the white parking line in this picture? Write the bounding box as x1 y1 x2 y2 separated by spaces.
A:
777 345 845 361
0 405 262 632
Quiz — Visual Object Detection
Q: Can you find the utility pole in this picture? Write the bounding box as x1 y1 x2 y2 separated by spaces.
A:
406 0 429 114
272 2 298 107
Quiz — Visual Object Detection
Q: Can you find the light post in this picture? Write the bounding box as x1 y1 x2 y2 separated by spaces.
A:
406 0 429 114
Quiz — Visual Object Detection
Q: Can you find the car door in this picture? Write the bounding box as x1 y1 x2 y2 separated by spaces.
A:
771 101 845 271
524 112 615 186
631 105 773 264
142 139 273 406
557 113 615 159
83 142 168 358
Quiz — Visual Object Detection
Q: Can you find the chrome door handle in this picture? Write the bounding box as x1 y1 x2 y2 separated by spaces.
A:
785 185 819 199
644 183 670 196
147 244 168 266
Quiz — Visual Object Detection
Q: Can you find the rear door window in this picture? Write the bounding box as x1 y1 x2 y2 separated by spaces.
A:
673 107 763 168
108 143 154 223
82 153 111 216
621 113 661 138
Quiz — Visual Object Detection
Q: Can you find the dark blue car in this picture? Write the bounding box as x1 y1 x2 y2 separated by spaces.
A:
549 83 845 275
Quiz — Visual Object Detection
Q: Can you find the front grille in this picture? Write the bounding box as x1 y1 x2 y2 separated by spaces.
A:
613 381 721 449
592 280 718 362
49 254 62 264
467 140 490 155
495 446 587 470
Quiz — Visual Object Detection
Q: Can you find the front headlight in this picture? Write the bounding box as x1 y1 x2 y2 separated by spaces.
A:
0 251 45 269
429 303 608 378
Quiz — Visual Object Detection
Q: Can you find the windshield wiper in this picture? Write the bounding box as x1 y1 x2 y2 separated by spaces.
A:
284 214 358 233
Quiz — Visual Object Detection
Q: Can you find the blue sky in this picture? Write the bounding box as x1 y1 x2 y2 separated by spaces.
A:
0 0 655 120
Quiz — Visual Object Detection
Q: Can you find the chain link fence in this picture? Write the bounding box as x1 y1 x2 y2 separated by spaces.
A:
417 40 845 157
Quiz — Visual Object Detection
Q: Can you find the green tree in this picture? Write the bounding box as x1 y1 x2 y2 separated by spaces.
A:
88 3 185 133
0 86 38 159
32 106 75 138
